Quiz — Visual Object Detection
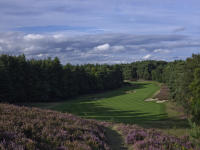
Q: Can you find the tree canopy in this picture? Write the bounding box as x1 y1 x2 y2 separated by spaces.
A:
0 55 123 103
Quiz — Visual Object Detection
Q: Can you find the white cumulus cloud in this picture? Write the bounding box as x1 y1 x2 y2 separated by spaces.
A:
24 34 44 40
37 54 43 57
111 45 125 51
94 43 110 51
143 54 152 59
153 49 170 53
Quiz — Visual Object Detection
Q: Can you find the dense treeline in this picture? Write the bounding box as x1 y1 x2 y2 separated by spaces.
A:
162 54 200 123
0 54 123 103
121 60 168 81
120 54 200 123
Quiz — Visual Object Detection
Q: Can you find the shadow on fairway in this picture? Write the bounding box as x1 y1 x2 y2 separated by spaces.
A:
59 101 189 129
29 81 189 129
74 81 149 101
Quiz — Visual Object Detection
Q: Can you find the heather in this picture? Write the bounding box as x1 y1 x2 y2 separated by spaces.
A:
0 103 110 150
117 124 198 150
0 103 199 150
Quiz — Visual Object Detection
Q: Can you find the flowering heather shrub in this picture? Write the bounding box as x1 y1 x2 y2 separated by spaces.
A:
117 124 198 150
0 104 110 150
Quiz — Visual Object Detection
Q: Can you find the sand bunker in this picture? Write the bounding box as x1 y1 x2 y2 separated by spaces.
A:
156 100 168 103
145 98 158 102
145 98 168 103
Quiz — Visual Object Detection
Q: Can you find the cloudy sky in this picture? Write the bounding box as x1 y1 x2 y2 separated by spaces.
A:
0 0 200 64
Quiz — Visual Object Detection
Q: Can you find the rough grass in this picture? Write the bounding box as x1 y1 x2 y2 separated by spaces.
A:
163 102 190 137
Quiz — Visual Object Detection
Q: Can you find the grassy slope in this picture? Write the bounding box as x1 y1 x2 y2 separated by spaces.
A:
1 103 196 150
31 81 191 133
31 81 167 128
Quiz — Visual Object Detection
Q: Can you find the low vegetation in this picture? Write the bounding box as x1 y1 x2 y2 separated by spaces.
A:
0 103 110 150
117 124 197 150
0 103 198 150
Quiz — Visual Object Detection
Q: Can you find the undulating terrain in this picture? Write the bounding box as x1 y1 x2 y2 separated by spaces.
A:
0 103 198 150
31 81 163 126
1 81 199 150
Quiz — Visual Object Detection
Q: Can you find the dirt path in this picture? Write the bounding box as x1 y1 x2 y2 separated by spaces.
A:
104 127 129 150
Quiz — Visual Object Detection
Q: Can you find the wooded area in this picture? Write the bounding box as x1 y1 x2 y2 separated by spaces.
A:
0 54 123 103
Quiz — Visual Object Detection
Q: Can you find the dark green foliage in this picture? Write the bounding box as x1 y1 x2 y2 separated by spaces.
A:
0 54 123 103
161 54 200 124
121 60 167 81
0 59 12 101
190 68 200 123
162 61 186 104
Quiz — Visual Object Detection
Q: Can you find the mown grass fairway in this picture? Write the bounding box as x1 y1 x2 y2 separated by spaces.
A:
31 81 171 127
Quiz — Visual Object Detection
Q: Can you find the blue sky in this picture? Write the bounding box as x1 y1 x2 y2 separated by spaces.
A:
0 0 200 64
